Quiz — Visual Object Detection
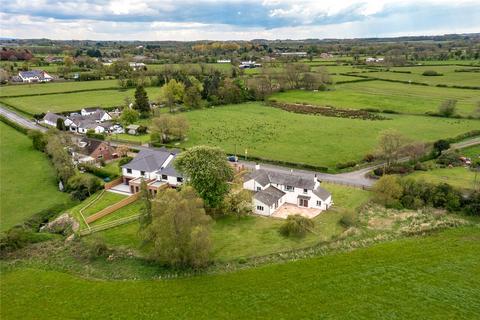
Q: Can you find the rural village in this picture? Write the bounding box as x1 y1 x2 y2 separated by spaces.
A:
0 3 479 318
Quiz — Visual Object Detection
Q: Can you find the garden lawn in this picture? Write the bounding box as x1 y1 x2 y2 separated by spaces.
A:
180 103 480 168
0 87 161 114
0 80 119 97
107 133 151 144
69 191 126 229
407 166 478 190
270 80 480 116
96 183 369 260
1 226 479 319
0 122 73 232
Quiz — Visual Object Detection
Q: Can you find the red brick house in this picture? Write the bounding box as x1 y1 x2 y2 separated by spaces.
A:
74 138 118 163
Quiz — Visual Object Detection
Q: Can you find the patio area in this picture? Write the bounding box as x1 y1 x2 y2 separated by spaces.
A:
271 203 322 219
107 183 132 196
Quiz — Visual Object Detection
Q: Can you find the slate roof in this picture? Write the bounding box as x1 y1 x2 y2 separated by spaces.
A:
312 187 331 201
121 149 174 172
43 112 65 123
157 161 183 178
254 186 286 206
246 169 316 190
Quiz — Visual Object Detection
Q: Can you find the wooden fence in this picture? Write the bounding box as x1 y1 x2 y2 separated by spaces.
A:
85 193 140 224
79 214 141 236
104 176 123 190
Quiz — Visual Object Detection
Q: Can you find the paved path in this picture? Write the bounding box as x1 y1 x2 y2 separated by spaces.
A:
0 105 46 132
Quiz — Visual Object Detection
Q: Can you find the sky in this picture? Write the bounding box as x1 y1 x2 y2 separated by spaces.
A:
0 0 479 41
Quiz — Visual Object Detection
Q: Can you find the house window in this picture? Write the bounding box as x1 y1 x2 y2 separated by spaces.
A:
303 188 308 194
317 200 322 206
126 168 132 174
161 174 168 180
256 205 264 211
285 185 294 192
257 187 261 191
140 171 145 176
177 177 183 183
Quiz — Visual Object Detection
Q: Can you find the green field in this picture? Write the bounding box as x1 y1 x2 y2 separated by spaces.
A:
458 144 480 159
180 103 480 168
408 166 478 190
95 182 369 260
270 80 480 116
0 122 73 232
2 226 479 319
1 87 161 114
0 80 119 97
367 66 480 87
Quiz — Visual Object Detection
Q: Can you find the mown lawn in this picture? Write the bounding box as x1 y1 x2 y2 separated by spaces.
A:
0 122 73 232
180 103 480 168
68 191 126 229
0 80 119 97
270 80 480 116
0 86 162 114
1 226 479 319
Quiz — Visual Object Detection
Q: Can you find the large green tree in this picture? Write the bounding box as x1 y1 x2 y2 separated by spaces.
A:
133 85 150 116
174 146 234 209
140 186 212 268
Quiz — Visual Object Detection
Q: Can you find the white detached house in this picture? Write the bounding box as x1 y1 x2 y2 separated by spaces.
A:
243 165 332 216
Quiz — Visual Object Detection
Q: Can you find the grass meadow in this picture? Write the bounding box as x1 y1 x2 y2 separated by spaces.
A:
407 166 478 191
0 87 162 114
270 80 480 116
0 122 73 232
368 67 480 87
180 103 480 168
0 79 119 97
1 226 479 319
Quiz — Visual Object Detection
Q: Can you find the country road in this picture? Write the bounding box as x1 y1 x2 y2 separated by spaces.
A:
2 104 478 189
0 105 46 132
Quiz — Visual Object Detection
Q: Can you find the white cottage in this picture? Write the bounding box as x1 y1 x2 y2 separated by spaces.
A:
243 166 332 216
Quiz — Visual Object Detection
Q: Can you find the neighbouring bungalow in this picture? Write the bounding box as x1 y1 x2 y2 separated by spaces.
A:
243 165 332 216
73 138 118 164
120 148 183 195
42 112 66 127
18 70 53 83
43 109 115 134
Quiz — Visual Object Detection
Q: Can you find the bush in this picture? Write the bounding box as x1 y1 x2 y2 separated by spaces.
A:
279 215 314 237
85 236 109 259
86 130 105 140
339 210 358 227
436 151 462 166
422 70 443 76
0 227 54 253
80 164 119 179
118 156 133 166
336 161 357 170
363 153 375 163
